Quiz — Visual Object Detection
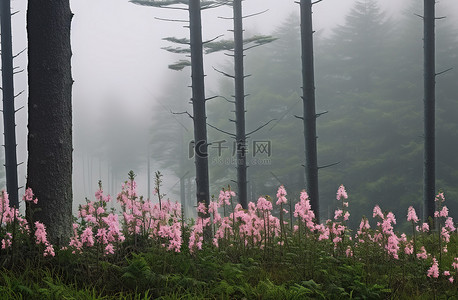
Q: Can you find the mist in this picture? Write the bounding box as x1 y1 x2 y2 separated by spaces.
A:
3 0 458 225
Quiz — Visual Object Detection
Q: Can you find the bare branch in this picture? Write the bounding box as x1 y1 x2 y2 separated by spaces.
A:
294 115 304 120
203 34 224 45
318 161 341 170
217 95 235 104
246 119 277 137
205 95 218 101
213 66 235 78
316 111 328 118
207 123 236 137
312 0 323 4
15 106 25 113
414 13 424 19
171 110 193 119
435 67 453 76
13 48 26 59
243 9 269 19
13 69 24 75
11 10 20 16
155 17 188 22
14 90 25 98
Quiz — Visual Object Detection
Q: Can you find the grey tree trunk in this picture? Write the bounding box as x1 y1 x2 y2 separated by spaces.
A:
300 0 319 221
26 0 73 245
423 0 435 223
189 0 210 209
233 0 248 209
0 0 19 208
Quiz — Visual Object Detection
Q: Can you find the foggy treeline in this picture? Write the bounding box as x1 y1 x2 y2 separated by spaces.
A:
147 0 458 228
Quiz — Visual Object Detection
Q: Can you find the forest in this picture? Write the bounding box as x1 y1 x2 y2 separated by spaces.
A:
1 0 458 298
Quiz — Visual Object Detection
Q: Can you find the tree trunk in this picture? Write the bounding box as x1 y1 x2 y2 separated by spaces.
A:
300 0 319 222
233 0 248 209
423 0 435 223
26 0 73 245
189 0 210 210
1 0 19 208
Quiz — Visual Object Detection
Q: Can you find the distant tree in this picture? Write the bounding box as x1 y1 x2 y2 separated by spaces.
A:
324 0 391 92
205 1 275 209
26 0 73 245
131 0 223 212
423 0 436 223
149 71 195 217
0 0 19 208
300 0 320 221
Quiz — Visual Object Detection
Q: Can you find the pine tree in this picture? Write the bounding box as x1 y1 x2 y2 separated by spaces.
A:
0 0 19 208
26 0 73 244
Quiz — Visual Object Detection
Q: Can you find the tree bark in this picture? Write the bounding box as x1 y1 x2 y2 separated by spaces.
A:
26 0 73 245
189 0 210 210
423 0 435 223
233 0 248 209
300 0 319 221
1 0 19 208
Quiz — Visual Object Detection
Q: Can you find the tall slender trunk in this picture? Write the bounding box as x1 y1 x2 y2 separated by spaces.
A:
189 0 210 209
423 0 435 223
0 0 19 208
233 0 247 209
300 0 319 221
26 0 73 245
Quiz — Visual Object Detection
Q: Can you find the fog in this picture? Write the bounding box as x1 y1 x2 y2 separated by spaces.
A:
3 0 458 222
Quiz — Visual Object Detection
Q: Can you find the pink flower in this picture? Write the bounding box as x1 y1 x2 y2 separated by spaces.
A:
1 232 12 249
44 244 55 257
417 246 428 260
275 185 287 205
445 217 455 232
373 205 383 219
96 206 105 215
439 206 449 218
449 277 454 283
334 209 343 220
444 271 450 276
441 227 450 243
435 192 445 202
346 246 353 257
422 222 430 232
23 188 34 202
81 227 94 247
34 221 49 245
336 184 348 200
343 212 350 221
407 206 419 223
197 202 207 214
257 197 272 211
404 243 413 255
427 258 439 278
452 258 458 271
105 244 115 255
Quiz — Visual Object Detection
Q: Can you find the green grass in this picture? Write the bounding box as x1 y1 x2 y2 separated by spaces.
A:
1 233 457 300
